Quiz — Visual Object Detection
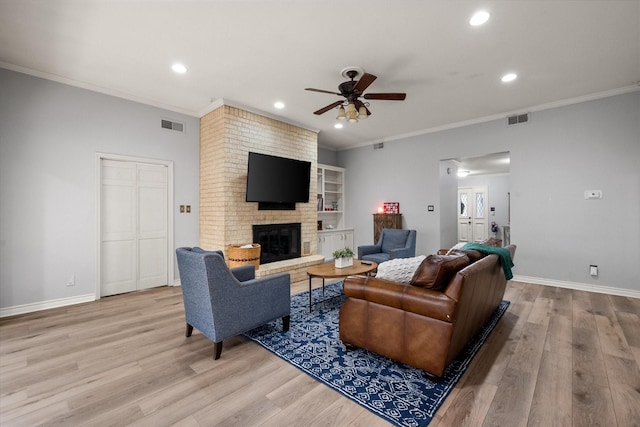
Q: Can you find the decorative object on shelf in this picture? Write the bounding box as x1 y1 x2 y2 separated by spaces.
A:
332 247 354 268
317 220 323 231
383 202 400 214
226 243 261 270
317 195 323 211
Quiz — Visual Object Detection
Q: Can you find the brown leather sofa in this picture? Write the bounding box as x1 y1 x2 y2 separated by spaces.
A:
339 245 516 377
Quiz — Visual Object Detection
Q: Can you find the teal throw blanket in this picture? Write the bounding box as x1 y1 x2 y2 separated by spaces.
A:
461 243 514 280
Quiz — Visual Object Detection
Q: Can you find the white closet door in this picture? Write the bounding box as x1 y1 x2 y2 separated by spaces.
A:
137 164 168 290
101 160 137 296
100 159 168 296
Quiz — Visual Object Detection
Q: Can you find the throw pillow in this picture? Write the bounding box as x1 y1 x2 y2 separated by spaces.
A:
410 254 470 290
448 248 485 263
375 255 426 284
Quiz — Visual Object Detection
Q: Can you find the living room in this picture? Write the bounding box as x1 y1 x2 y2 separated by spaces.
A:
1 1 639 425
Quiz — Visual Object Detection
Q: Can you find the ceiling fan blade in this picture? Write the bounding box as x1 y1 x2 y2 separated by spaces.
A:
305 88 342 96
363 93 407 101
354 100 371 116
313 100 343 115
352 73 377 93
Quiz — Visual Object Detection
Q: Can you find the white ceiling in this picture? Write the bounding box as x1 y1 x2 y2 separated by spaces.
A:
1 1 638 150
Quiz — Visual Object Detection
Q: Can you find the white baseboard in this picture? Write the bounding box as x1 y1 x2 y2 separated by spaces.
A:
3 276 635 318
0 294 96 318
513 275 640 299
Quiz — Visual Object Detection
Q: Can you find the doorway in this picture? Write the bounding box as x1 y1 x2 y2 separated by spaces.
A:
457 186 488 243
440 152 510 248
97 154 174 297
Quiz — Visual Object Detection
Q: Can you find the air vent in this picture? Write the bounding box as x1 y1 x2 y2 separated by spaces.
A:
507 113 529 126
373 142 384 150
161 119 184 132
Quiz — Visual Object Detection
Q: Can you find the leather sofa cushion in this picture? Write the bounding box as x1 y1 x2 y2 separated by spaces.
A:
448 248 485 263
410 254 470 290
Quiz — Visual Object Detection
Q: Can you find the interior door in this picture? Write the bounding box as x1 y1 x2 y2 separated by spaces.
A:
457 188 473 243
457 186 488 243
137 164 168 290
101 160 137 296
100 159 168 296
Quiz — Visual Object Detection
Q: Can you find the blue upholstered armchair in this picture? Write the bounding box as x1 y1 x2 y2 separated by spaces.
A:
358 229 417 264
176 247 291 360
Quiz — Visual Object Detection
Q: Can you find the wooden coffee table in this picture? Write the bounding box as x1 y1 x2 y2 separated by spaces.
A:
306 260 378 311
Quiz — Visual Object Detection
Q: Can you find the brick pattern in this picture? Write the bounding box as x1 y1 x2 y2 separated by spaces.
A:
200 105 319 262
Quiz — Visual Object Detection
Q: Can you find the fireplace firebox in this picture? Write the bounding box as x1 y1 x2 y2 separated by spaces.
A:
253 223 301 264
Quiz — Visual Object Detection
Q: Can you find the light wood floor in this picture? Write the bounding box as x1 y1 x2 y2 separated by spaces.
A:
1 280 639 426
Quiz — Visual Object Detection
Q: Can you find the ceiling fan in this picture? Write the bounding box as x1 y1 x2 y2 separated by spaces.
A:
305 67 406 122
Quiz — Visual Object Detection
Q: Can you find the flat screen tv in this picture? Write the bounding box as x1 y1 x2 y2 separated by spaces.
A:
246 152 311 210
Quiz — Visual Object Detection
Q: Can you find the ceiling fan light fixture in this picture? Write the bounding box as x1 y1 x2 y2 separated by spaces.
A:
358 106 368 118
346 103 359 121
336 106 347 120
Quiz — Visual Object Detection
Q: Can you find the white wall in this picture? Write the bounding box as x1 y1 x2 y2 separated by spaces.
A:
338 91 640 294
0 69 200 310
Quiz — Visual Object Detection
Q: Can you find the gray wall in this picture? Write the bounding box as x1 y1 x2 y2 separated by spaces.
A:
318 146 339 166
0 69 200 309
338 91 640 293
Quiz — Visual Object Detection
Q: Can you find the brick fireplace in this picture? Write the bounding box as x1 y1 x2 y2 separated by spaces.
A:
199 104 321 280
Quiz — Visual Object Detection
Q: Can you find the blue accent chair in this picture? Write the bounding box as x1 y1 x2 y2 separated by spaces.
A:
176 247 291 360
358 229 417 264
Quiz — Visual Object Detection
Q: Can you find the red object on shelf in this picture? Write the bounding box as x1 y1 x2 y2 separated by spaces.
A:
383 202 400 214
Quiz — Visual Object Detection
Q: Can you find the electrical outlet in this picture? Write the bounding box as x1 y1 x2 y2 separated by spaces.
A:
590 265 598 276
66 275 76 287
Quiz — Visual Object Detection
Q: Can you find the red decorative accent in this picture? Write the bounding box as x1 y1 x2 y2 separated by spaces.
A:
383 202 400 214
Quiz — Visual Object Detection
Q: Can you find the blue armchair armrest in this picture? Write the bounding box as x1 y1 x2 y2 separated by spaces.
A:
387 247 414 259
230 265 255 282
358 244 382 259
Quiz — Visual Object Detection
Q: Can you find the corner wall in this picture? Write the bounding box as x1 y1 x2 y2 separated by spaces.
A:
0 68 200 310
339 91 640 295
199 105 318 255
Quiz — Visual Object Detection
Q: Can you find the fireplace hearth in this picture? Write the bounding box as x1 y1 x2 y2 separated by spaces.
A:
253 223 301 264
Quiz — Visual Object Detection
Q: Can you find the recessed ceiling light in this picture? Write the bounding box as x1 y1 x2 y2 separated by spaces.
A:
274 101 285 109
334 123 343 129
501 73 518 83
470 11 490 26
172 63 187 74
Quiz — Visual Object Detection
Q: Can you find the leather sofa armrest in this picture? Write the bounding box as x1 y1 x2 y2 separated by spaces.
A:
343 275 457 323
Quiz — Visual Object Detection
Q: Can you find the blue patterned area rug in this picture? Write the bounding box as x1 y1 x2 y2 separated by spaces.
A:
244 282 509 427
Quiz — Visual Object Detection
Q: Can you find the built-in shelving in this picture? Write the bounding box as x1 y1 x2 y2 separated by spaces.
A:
317 164 352 259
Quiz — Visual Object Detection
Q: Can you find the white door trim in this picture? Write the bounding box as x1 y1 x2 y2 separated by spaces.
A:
95 152 175 300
